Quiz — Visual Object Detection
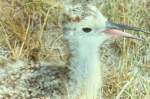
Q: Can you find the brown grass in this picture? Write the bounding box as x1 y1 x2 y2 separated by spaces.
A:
0 0 150 99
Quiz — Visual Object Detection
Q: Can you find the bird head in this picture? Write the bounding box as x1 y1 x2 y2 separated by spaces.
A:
62 4 148 44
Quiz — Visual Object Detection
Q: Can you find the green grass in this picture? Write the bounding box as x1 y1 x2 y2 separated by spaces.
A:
0 0 150 98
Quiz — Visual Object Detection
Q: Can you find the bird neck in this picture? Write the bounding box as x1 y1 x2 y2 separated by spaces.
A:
67 36 102 99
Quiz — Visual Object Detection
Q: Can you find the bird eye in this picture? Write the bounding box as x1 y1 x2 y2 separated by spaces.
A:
82 27 92 33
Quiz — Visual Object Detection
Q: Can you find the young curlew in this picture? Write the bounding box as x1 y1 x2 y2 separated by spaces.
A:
18 4 147 99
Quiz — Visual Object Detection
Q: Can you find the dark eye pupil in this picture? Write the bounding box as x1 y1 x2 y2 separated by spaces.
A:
82 27 92 32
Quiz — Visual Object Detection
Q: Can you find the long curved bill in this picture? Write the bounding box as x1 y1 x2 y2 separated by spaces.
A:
104 21 149 40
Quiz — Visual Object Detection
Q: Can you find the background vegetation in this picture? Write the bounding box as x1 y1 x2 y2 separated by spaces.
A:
0 0 150 98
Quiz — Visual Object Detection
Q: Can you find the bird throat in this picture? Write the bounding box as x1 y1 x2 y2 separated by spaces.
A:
67 37 102 99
